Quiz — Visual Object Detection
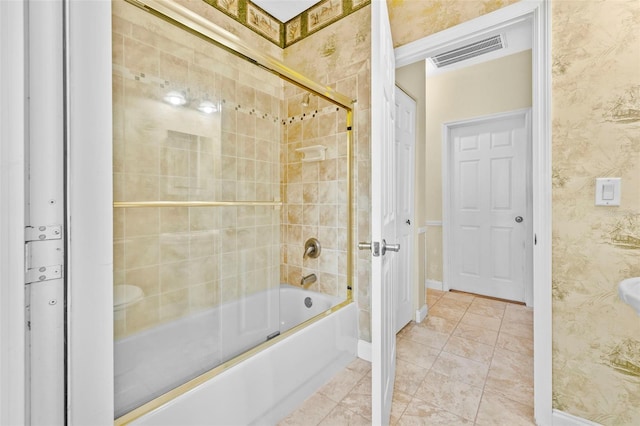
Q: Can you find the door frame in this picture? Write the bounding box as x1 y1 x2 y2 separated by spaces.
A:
442 108 533 304
395 1 552 424
65 1 114 423
0 1 27 423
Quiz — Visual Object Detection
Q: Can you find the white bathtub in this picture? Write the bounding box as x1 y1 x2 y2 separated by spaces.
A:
116 284 357 424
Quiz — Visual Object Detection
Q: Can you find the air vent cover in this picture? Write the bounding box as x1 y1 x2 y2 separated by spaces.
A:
431 35 504 68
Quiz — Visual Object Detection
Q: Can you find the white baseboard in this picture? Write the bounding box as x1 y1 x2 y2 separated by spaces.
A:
425 220 442 226
552 409 602 426
357 340 372 362
425 279 443 291
415 305 427 323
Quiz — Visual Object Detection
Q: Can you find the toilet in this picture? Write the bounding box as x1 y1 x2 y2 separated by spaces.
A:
113 284 144 314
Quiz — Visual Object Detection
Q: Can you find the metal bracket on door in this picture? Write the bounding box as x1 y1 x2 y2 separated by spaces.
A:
24 225 64 284
25 225 62 242
25 265 63 285
358 241 381 257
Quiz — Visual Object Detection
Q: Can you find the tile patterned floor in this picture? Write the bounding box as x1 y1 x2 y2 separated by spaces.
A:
279 289 535 425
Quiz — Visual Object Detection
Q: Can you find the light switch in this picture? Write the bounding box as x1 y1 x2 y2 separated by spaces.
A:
602 183 615 200
595 178 621 206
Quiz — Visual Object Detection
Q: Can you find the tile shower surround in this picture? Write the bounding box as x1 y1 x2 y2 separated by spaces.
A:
114 1 283 339
113 1 352 339
280 94 349 300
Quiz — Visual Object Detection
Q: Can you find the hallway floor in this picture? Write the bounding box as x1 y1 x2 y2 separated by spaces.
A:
279 289 535 425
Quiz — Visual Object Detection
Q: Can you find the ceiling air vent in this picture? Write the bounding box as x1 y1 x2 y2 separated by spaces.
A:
430 34 504 68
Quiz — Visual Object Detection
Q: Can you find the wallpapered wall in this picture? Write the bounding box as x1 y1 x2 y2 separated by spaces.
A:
387 0 519 48
388 0 640 423
550 1 639 423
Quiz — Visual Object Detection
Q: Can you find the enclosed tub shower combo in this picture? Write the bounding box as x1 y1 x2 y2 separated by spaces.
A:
112 0 357 423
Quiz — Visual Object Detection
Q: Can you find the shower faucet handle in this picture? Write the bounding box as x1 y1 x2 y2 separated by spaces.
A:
303 238 321 259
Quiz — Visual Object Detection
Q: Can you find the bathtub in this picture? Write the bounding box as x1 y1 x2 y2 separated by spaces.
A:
116 284 357 424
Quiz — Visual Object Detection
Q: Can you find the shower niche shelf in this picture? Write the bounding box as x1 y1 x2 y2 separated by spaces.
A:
296 145 327 162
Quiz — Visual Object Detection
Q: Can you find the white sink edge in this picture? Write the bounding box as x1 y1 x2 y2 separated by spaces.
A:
618 277 640 316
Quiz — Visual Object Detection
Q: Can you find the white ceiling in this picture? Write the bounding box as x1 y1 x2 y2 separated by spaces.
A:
251 0 323 23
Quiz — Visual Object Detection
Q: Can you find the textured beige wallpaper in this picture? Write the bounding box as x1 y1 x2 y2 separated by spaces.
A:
387 0 519 48
551 1 640 423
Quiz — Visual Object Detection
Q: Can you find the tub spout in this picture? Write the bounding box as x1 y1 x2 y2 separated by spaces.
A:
300 273 317 289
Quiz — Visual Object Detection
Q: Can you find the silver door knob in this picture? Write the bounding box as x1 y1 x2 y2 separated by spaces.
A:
515 216 523 223
381 239 400 255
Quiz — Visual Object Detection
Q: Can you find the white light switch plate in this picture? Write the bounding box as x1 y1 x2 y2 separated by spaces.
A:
595 178 621 206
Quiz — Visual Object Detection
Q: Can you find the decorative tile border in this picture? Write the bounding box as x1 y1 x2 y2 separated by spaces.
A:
216 0 239 17
246 3 281 44
201 0 370 48
285 16 302 45
308 0 343 33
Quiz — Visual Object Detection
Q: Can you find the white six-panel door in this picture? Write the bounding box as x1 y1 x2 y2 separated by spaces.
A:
371 0 397 424
447 110 531 302
394 86 415 334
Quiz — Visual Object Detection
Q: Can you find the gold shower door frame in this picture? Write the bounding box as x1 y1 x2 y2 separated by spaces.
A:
115 0 355 423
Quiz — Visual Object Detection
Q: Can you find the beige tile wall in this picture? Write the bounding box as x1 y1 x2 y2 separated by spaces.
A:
283 6 372 340
280 84 349 299
113 1 282 339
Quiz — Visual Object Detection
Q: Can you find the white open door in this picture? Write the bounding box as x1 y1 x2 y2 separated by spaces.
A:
446 110 531 302
369 0 397 424
394 86 415 334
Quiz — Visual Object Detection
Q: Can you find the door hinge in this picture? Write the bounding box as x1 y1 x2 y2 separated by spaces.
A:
25 265 63 284
25 225 63 284
25 225 62 242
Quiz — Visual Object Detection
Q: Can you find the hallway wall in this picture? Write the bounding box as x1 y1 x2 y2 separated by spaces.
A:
424 50 532 284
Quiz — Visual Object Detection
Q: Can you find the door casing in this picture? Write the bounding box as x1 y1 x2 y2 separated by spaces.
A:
443 108 533 305
394 1 552 424
65 1 114 423
0 1 27 423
